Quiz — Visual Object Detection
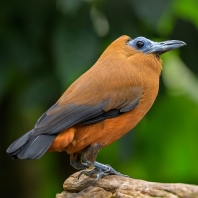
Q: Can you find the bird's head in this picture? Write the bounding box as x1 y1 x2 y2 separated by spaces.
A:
125 36 185 73
127 36 186 57
95 35 185 75
101 35 185 62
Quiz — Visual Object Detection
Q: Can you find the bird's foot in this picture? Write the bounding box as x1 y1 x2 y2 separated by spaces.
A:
78 167 110 181
78 161 129 181
94 161 129 177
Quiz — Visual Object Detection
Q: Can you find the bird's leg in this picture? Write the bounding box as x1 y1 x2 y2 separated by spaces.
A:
78 143 128 180
70 152 89 170
77 143 101 179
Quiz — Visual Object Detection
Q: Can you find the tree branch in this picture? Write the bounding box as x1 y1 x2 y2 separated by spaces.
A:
56 170 198 198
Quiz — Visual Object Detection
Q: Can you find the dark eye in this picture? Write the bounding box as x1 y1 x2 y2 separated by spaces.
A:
136 41 144 48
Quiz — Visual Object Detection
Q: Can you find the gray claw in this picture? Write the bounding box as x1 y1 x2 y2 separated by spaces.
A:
96 170 108 181
78 168 98 180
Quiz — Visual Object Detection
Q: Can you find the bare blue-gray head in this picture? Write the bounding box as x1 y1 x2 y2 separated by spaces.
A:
127 36 186 55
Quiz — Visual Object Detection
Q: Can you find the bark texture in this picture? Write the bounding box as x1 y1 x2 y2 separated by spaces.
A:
56 171 198 198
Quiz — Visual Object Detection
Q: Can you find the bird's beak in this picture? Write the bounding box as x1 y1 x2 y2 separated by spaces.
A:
146 40 186 55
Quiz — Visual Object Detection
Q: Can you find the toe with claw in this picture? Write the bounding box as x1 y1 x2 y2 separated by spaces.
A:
78 161 129 181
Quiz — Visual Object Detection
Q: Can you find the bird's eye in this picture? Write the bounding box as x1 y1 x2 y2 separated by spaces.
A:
136 41 144 48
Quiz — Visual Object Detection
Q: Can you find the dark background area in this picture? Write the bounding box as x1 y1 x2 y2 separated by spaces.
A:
1 0 198 197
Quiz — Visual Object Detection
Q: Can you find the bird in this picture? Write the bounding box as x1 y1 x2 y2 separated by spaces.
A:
6 35 185 180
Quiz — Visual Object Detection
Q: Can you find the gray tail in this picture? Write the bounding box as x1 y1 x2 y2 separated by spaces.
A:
6 130 56 159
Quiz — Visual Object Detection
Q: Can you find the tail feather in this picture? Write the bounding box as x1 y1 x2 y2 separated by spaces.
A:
6 130 56 159
17 135 56 159
6 130 33 155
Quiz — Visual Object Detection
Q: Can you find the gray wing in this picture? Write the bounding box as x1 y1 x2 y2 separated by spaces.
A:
33 94 141 136
6 87 142 159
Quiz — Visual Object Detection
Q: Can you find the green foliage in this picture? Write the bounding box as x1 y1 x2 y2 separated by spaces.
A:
1 0 198 197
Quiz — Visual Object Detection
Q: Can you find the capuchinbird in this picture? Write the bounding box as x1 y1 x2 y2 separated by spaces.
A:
7 36 185 180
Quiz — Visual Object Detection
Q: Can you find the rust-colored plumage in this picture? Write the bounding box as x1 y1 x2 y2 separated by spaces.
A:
7 35 185 179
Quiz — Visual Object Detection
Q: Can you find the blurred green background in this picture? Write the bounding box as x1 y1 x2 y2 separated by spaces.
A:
1 0 198 197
